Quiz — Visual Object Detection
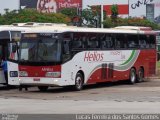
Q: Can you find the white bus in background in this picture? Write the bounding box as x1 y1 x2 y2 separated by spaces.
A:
0 25 29 86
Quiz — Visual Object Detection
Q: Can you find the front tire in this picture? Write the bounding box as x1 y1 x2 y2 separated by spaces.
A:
129 68 136 84
38 86 48 92
75 73 84 91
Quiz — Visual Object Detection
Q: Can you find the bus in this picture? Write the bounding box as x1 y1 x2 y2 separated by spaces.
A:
0 25 29 86
18 26 156 91
0 23 67 86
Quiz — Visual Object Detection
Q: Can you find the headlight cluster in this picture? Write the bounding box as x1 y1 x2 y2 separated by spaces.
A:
45 72 61 78
10 71 18 77
19 71 28 77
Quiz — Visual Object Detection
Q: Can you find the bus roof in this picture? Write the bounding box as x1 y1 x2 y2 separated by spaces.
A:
22 26 155 35
0 25 29 32
0 22 68 32
114 26 152 31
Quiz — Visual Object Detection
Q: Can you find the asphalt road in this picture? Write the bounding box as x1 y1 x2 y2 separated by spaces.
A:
0 79 160 114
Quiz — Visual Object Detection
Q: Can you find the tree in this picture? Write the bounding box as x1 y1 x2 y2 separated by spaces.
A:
111 4 118 23
80 6 102 27
0 9 70 25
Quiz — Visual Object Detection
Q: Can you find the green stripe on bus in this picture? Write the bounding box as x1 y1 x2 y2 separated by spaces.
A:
120 50 136 66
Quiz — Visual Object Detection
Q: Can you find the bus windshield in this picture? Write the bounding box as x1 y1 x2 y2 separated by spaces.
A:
19 37 61 62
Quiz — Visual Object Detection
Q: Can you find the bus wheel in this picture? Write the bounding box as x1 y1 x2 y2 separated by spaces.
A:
75 73 84 91
129 68 136 84
38 86 48 92
137 67 144 83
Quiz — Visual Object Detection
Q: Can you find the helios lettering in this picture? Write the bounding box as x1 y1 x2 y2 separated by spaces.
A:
84 52 104 62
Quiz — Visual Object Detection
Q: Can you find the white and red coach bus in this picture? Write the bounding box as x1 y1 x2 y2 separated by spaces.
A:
18 26 156 91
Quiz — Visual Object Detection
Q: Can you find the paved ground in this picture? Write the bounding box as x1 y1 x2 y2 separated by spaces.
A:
0 79 160 114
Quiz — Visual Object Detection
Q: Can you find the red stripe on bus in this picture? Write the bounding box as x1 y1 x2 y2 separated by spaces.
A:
19 65 61 78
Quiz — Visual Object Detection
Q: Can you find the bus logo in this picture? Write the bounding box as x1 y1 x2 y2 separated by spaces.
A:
84 52 104 62
42 68 54 72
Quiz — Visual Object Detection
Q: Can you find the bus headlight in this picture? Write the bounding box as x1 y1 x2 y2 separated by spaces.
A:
45 72 61 78
19 71 28 77
10 71 18 77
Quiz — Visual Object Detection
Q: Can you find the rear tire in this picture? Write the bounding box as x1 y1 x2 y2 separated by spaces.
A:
75 73 84 91
137 68 144 82
38 86 48 92
129 68 136 84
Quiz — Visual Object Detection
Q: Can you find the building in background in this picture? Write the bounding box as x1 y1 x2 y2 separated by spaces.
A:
0 0 160 23
82 0 129 18
129 0 160 23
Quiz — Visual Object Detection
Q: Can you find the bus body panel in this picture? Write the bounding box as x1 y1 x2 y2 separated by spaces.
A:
7 61 20 85
19 50 156 86
62 50 139 85
18 49 156 86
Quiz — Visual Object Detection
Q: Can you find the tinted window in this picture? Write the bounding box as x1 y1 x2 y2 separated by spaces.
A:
128 34 139 48
139 35 148 48
0 31 10 39
63 33 72 62
87 33 99 49
100 34 114 49
148 35 156 49
72 33 86 49
139 35 156 49
115 34 127 49
63 33 71 54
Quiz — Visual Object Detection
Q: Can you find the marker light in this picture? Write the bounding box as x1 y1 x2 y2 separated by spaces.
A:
19 71 28 77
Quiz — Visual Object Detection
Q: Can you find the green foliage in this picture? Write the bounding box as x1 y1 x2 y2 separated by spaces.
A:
81 6 102 27
60 6 103 27
0 9 71 25
60 8 77 18
103 17 160 30
111 4 118 20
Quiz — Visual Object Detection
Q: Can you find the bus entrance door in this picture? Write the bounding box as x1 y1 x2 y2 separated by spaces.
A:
7 42 19 86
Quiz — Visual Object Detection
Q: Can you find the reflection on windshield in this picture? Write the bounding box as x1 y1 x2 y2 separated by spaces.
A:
20 38 61 62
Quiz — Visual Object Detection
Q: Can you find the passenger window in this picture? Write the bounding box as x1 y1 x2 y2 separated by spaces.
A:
139 35 148 49
128 35 139 48
100 34 113 49
115 34 127 49
72 33 86 50
149 35 156 49
63 33 72 62
87 33 99 49
63 33 71 53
